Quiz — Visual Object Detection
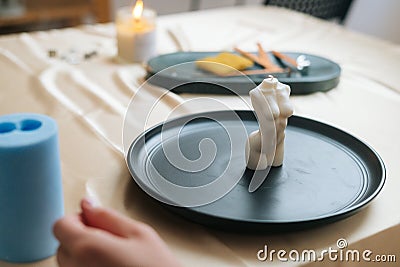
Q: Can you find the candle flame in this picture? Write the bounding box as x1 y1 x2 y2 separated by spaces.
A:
133 0 144 20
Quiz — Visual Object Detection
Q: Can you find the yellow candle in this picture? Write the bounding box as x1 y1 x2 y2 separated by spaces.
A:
116 1 157 63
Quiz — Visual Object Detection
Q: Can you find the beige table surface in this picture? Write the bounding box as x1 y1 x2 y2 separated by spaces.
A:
0 5 399 267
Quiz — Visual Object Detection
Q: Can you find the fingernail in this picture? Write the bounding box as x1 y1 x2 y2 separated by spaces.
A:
82 197 94 210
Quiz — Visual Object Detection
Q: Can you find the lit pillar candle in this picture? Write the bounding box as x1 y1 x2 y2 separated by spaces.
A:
116 0 157 63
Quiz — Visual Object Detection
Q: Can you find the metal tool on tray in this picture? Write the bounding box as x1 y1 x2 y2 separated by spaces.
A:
272 50 310 75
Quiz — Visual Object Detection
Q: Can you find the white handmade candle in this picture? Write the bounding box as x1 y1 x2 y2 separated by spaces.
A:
116 1 157 63
246 76 294 170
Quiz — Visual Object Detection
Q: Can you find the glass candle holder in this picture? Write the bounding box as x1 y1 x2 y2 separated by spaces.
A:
116 6 157 63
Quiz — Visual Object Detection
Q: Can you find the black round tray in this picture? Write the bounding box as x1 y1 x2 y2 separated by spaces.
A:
127 110 385 232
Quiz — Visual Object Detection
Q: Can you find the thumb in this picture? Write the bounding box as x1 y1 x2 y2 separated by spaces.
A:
81 198 143 238
53 214 86 246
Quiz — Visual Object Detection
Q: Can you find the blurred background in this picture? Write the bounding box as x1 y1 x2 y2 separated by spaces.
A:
0 0 399 44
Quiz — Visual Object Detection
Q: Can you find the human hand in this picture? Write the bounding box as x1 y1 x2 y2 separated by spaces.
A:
53 198 181 267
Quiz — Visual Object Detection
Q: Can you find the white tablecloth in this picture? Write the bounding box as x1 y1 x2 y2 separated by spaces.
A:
0 5 399 267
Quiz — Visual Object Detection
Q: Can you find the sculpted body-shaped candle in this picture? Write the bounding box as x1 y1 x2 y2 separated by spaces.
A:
246 77 294 170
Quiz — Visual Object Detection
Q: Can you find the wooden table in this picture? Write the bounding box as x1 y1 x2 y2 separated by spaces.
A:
0 0 110 29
